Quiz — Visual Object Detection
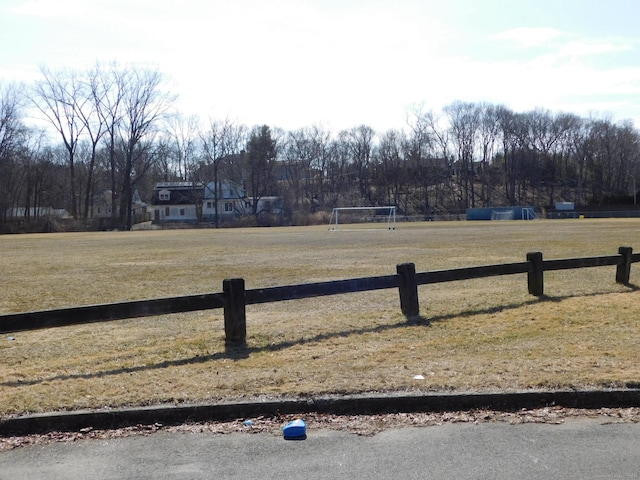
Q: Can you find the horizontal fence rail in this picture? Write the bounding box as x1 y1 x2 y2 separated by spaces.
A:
416 262 532 284
246 275 401 305
0 293 226 334
0 247 637 345
543 255 627 271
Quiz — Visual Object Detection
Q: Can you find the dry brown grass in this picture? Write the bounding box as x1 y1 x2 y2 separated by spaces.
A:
1 219 640 416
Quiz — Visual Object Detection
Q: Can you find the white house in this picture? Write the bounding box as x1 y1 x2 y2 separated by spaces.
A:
201 180 248 222
150 180 249 224
91 190 147 223
150 182 205 223
150 180 283 224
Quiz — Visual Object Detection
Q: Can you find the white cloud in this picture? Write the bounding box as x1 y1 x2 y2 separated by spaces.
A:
491 27 564 48
4 0 640 131
559 39 634 58
11 0 96 19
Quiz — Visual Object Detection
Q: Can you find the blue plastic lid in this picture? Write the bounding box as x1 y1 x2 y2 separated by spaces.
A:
282 419 306 439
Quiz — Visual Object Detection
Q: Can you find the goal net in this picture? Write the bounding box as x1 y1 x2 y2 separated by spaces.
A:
490 207 537 220
329 206 397 230
491 209 514 221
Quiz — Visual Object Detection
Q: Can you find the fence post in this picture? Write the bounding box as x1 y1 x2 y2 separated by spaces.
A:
527 252 544 296
616 246 633 284
397 263 420 320
223 278 247 346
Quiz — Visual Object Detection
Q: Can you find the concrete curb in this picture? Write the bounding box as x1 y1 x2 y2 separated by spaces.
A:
1 389 639 436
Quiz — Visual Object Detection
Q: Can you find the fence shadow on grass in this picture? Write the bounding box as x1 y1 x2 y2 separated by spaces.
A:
2 286 637 390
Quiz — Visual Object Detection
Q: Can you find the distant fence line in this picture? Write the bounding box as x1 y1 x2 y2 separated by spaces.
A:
547 210 640 219
0 247 637 345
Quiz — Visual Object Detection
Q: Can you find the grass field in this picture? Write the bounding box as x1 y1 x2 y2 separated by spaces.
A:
1 219 640 416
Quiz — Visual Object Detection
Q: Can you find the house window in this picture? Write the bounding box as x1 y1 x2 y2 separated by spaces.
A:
165 207 170 216
224 202 233 212
206 201 213 209
159 190 170 201
97 207 101 214
180 208 186 216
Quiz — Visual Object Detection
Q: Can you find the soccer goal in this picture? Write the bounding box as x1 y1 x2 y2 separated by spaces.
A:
522 207 537 220
491 209 514 221
329 206 397 230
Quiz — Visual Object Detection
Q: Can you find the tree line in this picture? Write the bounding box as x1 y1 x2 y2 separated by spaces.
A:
1 63 639 231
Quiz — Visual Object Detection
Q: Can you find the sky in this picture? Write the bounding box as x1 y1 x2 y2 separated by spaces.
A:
1 0 640 133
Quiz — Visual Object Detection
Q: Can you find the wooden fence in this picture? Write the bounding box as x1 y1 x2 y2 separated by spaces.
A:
0 247 637 345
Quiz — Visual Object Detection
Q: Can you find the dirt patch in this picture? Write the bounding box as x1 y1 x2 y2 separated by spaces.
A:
2 407 639 452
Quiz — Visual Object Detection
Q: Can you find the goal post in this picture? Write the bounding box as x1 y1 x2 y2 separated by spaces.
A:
328 206 397 230
522 207 537 220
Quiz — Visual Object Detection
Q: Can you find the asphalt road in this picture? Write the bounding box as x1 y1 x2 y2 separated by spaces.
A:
1 418 639 479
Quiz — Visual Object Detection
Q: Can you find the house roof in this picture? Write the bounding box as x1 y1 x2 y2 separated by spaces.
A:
151 182 205 206
154 181 204 189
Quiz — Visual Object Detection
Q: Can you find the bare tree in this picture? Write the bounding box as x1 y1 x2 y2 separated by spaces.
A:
116 67 175 229
32 67 89 218
284 125 332 213
346 125 375 203
615 120 640 202
166 113 200 181
309 125 333 209
0 82 28 228
375 129 408 210
245 125 277 217
78 65 109 219
0 83 25 161
284 127 315 209
200 117 246 227
326 132 352 207
445 101 481 209
410 107 457 212
91 62 128 228
495 106 519 204
164 113 203 220
405 105 442 214
477 103 501 206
